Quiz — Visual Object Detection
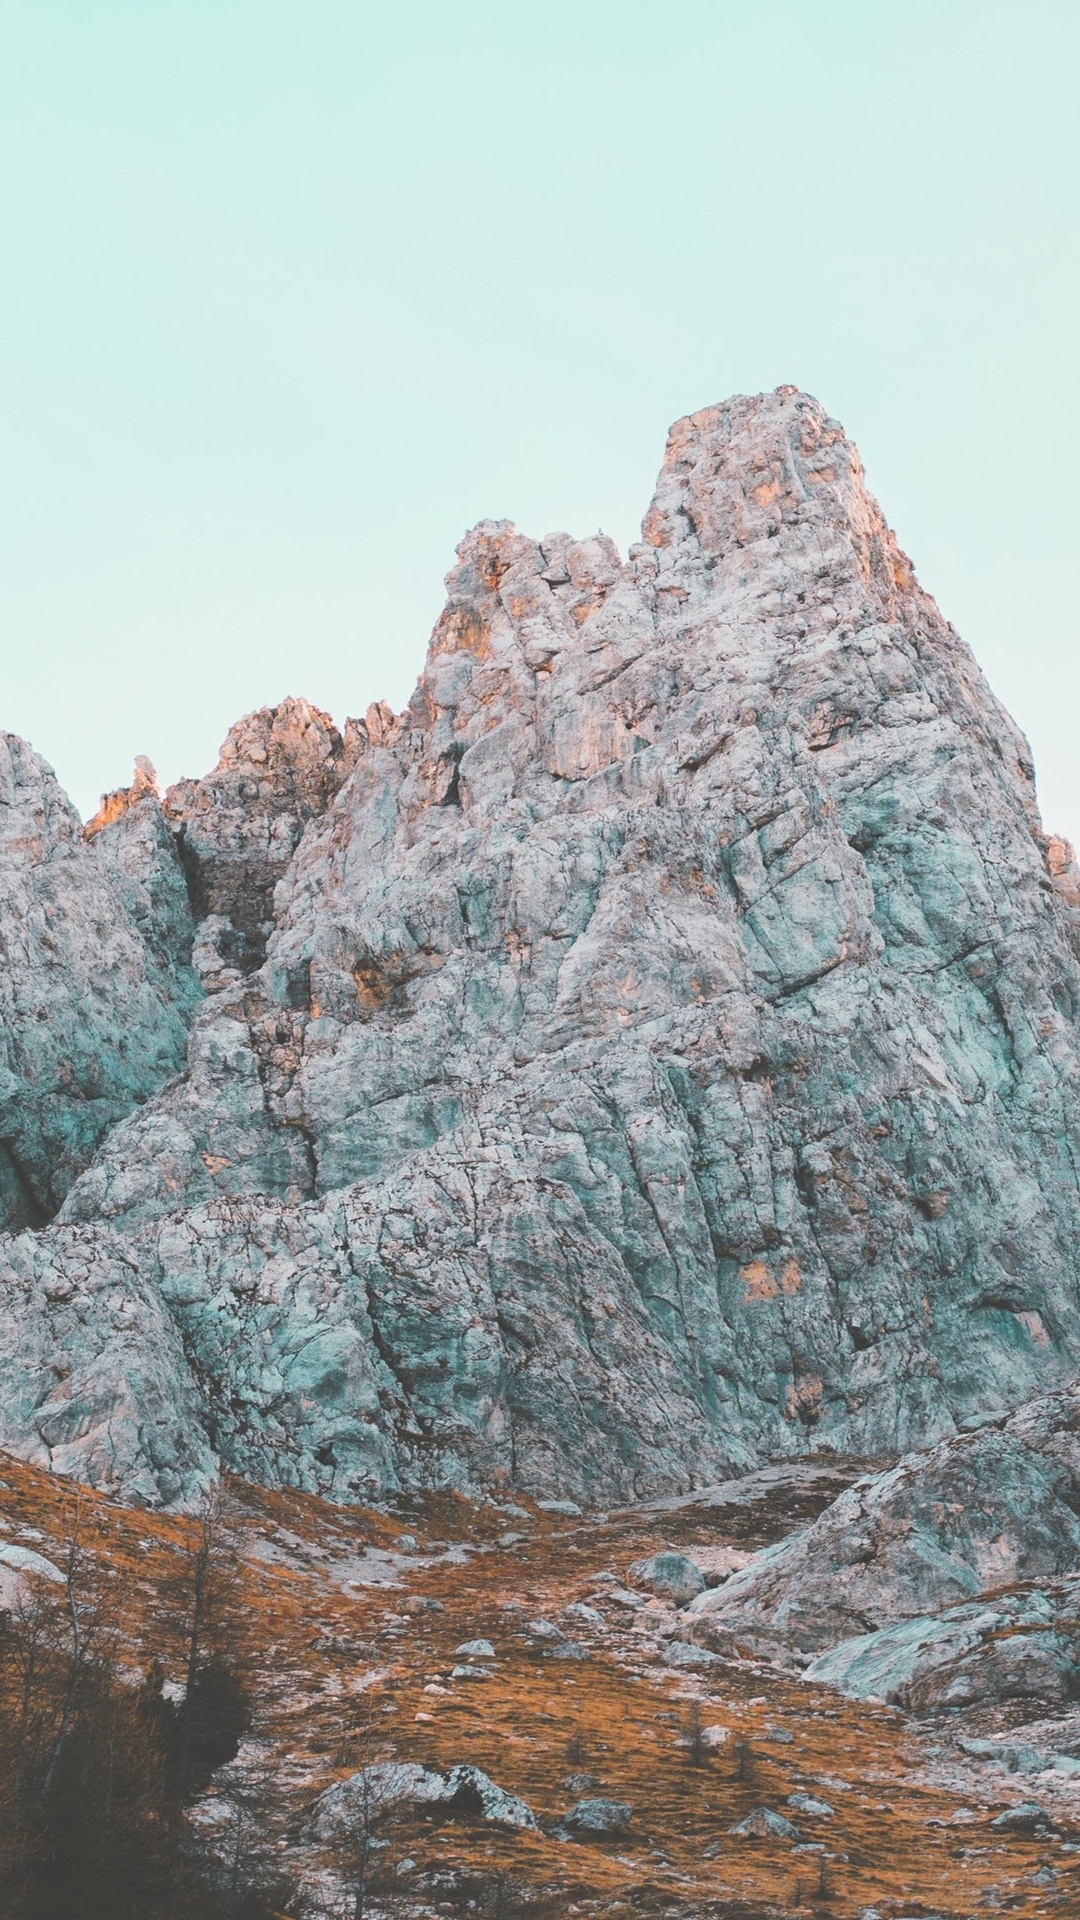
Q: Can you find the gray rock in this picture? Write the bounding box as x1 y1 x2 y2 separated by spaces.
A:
802 1588 1080 1713
628 1551 706 1607
787 1792 834 1816
524 1618 564 1641
454 1639 495 1658
12 387 1080 1507
564 1601 603 1624
662 1640 723 1672
310 1761 537 1837
960 1739 1080 1778
0 1541 64 1612
450 1664 492 1681
602 1587 646 1610
0 739 198 1231
688 1386 1080 1659
700 1725 731 1751
562 1797 633 1835
990 1802 1053 1833
0 1543 63 1582
730 1806 801 1840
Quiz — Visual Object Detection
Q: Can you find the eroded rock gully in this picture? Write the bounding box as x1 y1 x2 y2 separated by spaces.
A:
4 386 1080 1515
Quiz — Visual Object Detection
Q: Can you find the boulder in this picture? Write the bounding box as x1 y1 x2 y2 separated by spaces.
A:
787 1792 834 1817
562 1798 633 1836
730 1807 801 1840
700 1725 732 1751
990 1802 1053 1834
310 1761 537 1839
801 1587 1080 1711
628 1552 706 1607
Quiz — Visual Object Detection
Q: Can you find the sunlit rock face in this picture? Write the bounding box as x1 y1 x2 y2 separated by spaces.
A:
6 386 1080 1505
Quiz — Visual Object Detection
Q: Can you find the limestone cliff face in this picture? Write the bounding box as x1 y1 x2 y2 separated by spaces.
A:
0 737 198 1232
4 387 1080 1505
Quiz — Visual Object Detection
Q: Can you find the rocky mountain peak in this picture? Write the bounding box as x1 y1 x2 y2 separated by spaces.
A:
640 387 911 601
84 753 161 837
2 389 1080 1513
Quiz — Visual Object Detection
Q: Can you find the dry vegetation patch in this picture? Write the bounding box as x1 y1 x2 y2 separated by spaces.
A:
0 1453 1076 1916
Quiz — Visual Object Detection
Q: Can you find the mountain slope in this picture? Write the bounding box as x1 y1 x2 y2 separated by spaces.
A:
4 386 1080 1506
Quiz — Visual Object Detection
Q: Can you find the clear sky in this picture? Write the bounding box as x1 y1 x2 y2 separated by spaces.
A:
2 1 1078 831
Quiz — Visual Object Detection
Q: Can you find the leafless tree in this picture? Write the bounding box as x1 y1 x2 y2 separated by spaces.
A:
685 1697 707 1768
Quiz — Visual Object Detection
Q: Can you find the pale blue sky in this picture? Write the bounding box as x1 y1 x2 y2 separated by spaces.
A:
2 2 1078 831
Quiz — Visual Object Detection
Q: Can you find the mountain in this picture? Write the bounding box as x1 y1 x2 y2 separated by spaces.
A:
3 385 1080 1509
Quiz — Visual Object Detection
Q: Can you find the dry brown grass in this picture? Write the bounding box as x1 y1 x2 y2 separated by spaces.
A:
0 1451 1076 1917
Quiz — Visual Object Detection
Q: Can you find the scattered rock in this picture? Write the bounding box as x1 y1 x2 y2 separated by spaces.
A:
788 1792 834 1817
661 1640 722 1672
960 1738 1080 1778
628 1552 706 1607
700 1725 732 1751
310 1761 537 1838
730 1807 801 1840
990 1803 1054 1834
454 1638 495 1658
562 1798 633 1836
525 1618 564 1640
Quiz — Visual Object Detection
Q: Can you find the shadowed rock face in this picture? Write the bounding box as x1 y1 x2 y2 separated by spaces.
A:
5 386 1080 1505
162 697 354 978
0 737 199 1232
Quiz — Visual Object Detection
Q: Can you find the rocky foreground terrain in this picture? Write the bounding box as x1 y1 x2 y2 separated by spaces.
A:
3 387 1080 1914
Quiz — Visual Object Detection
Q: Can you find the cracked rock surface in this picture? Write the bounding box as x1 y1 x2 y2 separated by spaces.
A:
0 737 199 1233
5 386 1080 1506
686 1383 1080 1658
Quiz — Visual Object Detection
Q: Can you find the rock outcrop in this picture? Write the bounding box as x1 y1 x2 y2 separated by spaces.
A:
162 697 354 979
686 1383 1080 1659
0 737 198 1233
4 386 1080 1506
